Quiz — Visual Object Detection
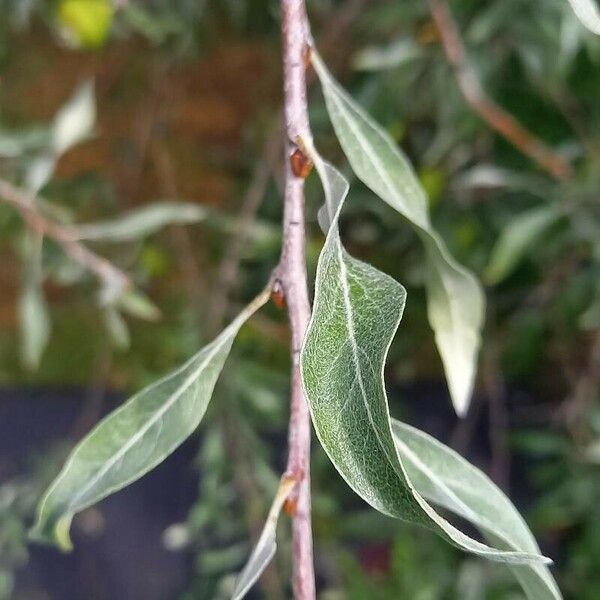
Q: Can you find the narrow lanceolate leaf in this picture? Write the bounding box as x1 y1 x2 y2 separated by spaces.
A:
231 476 295 600
485 204 564 285
19 236 50 371
301 150 549 566
73 202 206 243
567 0 600 35
392 420 562 600
30 287 270 551
311 49 484 416
52 80 96 155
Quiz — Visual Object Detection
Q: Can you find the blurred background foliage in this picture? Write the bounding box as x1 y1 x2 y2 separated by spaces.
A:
0 0 599 598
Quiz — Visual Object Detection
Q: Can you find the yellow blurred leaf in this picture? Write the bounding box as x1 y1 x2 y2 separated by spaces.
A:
58 0 113 49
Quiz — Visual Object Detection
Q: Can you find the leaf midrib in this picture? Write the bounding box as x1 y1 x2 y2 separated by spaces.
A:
334 237 401 476
55 332 230 515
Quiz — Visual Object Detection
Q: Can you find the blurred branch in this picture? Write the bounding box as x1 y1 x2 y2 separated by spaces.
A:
559 332 600 440
207 130 281 331
152 142 206 318
483 337 510 489
0 177 130 296
427 0 572 180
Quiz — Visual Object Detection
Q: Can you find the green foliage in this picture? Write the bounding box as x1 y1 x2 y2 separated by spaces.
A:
1 0 599 598
393 421 560 599
312 51 484 417
31 288 269 550
300 149 553 598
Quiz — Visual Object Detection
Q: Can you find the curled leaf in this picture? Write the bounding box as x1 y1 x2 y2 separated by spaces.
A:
301 148 549 566
231 476 295 600
392 420 562 599
312 49 484 416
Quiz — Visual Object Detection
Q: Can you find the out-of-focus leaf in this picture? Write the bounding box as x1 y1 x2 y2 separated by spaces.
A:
352 38 421 71
122 5 184 44
312 49 484 416
392 420 562 600
117 291 161 322
484 204 564 285
30 287 270 550
25 154 56 195
58 0 114 48
566 0 600 35
19 235 50 371
103 307 130 350
52 80 96 155
231 476 295 600
0 127 50 158
454 165 550 195
301 148 548 565
73 202 206 242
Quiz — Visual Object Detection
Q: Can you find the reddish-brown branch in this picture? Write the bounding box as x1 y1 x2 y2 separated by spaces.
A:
428 0 572 180
276 0 316 598
0 178 130 296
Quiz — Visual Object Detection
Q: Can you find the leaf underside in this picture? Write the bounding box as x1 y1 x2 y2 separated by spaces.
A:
30 288 270 550
393 420 562 599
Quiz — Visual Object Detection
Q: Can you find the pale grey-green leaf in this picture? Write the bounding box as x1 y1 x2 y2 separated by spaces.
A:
52 80 96 155
117 290 161 321
392 420 562 600
103 307 130 350
25 153 56 194
19 275 50 371
30 288 270 550
567 0 600 34
73 202 206 242
19 235 50 371
302 150 549 565
312 50 484 416
231 477 295 600
485 204 564 284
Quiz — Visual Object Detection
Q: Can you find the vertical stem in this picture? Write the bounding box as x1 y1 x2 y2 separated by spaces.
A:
277 0 316 598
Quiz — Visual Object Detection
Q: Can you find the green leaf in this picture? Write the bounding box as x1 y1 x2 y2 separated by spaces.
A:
30 287 270 551
231 476 295 600
19 234 51 371
117 290 161 322
103 307 130 351
484 204 564 285
311 50 484 416
301 149 549 566
73 202 206 242
567 0 600 35
392 420 562 600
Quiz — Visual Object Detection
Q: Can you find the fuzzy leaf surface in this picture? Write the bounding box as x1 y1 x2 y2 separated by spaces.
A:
301 149 548 565
312 50 484 416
